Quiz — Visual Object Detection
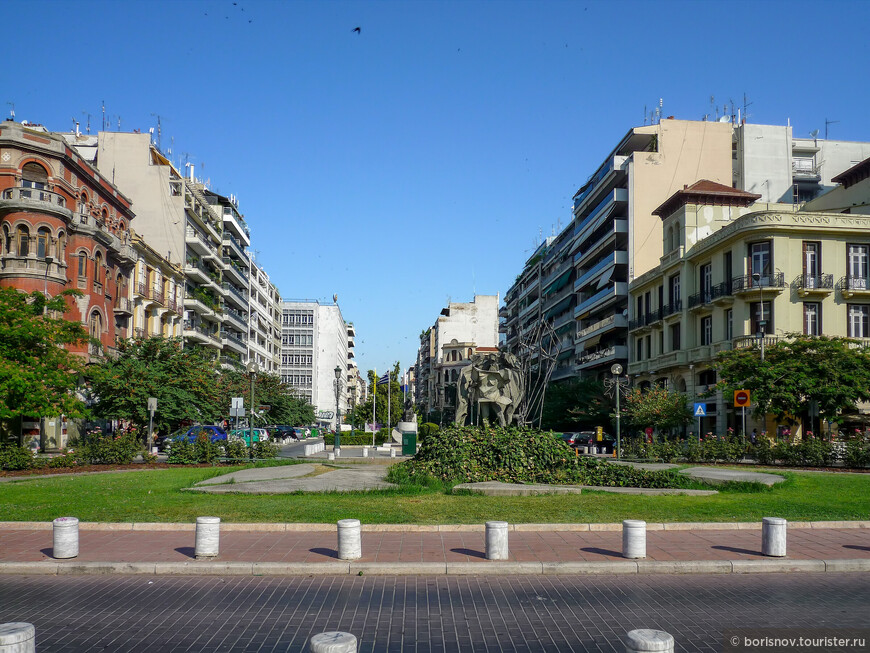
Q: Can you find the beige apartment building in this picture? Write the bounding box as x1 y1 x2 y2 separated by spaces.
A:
628 163 870 437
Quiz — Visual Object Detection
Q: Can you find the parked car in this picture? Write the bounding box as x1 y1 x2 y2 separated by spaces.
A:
229 428 269 445
560 432 582 446
269 425 299 441
574 430 615 453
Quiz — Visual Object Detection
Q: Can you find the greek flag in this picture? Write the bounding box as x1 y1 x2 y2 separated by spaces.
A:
377 373 390 386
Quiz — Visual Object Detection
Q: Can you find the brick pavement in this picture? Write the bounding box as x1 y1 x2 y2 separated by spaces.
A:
1 522 868 567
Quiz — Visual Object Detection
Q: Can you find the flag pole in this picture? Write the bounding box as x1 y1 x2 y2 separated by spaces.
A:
372 370 376 448
387 367 392 442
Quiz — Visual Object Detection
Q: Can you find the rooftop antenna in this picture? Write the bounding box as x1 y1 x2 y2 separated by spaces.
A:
710 95 717 120
825 118 839 140
101 101 106 131
81 111 92 134
7 102 14 119
150 113 163 151
643 104 648 125
742 93 752 123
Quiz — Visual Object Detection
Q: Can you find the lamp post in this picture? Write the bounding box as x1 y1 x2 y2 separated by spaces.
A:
333 365 342 451
752 272 766 362
247 361 258 456
43 256 54 312
604 363 630 460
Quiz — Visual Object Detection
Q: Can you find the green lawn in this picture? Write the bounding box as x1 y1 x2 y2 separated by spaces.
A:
0 465 868 524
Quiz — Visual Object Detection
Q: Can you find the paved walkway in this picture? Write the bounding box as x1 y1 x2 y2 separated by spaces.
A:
1 521 868 575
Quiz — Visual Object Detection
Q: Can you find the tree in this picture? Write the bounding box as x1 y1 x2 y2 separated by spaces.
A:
358 368 404 428
541 378 609 431
214 369 314 427
714 334 870 424
624 386 692 435
0 288 89 438
86 337 222 438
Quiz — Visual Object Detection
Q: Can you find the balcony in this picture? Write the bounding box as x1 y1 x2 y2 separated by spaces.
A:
838 276 870 299
222 257 249 287
221 329 247 353
1 187 70 220
576 345 628 370
732 273 786 295
574 250 628 293
571 187 629 255
688 290 714 310
711 281 734 305
518 296 540 320
113 296 133 316
577 313 627 341
574 282 627 319
794 273 833 297
733 335 779 350
87 342 103 359
222 232 250 265
662 299 682 318
792 159 821 182
573 220 628 267
222 282 248 308
224 308 248 331
651 349 687 369
185 226 218 258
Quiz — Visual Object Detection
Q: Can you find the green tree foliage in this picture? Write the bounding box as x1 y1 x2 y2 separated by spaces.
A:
541 378 610 431
214 370 314 426
86 337 222 435
714 334 870 423
0 288 89 428
624 386 692 433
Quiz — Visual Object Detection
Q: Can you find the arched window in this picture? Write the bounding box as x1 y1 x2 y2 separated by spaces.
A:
77 252 88 278
36 227 50 259
16 225 30 256
675 222 683 247
468 348 473 358
94 251 103 284
56 231 65 259
667 226 674 251
21 162 48 189
89 310 103 340
2 225 9 255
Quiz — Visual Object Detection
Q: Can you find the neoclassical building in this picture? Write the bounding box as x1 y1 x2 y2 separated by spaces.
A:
0 119 137 447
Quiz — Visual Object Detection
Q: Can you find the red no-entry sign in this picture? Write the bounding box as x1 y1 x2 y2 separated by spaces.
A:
734 389 751 407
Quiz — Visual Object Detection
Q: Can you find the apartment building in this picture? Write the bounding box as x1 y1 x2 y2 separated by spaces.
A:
130 233 184 339
502 117 870 384
248 261 281 374
0 119 138 447
415 294 499 421
628 163 870 436
281 299 353 427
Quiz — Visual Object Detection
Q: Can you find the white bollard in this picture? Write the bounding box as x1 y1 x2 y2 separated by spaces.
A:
625 629 674 653
362 447 369 458
335 448 341 457
195 516 221 559
762 517 787 557
337 519 362 560
308 631 357 653
327 452 335 461
622 520 646 559
485 521 509 560
0 622 36 653
52 517 79 559
390 448 396 458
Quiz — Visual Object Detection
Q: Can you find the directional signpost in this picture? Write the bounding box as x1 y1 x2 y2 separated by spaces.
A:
693 402 706 442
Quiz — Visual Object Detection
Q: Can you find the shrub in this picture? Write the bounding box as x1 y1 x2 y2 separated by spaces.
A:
166 439 198 464
844 439 870 468
76 431 139 465
46 450 77 469
251 441 278 459
222 439 248 461
393 425 694 489
0 443 36 471
324 432 388 446
419 423 440 441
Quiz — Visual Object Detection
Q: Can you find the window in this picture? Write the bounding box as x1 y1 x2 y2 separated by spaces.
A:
670 323 681 351
78 252 87 277
36 227 50 259
94 252 103 285
803 242 820 287
16 225 29 256
700 263 712 302
669 274 681 309
2 225 10 255
89 310 103 340
751 301 772 335
56 231 65 259
726 309 733 341
701 316 713 346
636 337 644 361
803 303 821 336
21 162 48 189
750 242 771 282
847 244 869 290
848 305 869 338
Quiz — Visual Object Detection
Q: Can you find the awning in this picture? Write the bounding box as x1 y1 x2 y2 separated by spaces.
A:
582 334 602 348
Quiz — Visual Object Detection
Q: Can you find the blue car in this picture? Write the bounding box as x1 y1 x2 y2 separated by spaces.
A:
175 425 229 444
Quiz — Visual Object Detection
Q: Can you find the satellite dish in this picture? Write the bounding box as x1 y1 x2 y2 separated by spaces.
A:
810 129 820 138
718 116 730 123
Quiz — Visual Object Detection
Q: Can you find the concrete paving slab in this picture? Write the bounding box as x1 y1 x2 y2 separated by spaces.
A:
195 463 315 485
187 467 397 494
453 481 716 496
678 466 785 485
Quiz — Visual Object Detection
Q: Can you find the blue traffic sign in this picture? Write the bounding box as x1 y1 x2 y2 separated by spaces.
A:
693 402 707 417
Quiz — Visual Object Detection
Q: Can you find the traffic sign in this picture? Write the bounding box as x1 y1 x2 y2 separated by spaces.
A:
693 402 707 417
734 389 751 407
257 405 271 412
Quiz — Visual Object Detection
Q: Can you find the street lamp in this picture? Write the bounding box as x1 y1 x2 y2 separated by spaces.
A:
752 272 766 362
604 363 629 460
333 365 342 451
246 361 258 458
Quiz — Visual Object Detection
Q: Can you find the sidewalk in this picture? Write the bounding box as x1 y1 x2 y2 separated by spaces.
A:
1 521 868 576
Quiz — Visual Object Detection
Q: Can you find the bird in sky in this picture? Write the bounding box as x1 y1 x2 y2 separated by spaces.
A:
352 27 361 34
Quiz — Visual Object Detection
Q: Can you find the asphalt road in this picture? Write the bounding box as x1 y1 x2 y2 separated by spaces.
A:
1 573 867 652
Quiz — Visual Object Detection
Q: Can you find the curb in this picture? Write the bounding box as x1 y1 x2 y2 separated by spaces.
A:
1 558 868 577
1 520 868 532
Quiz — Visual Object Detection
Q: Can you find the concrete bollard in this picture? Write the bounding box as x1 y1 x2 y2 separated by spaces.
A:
762 517 787 557
337 519 362 560
390 448 396 458
622 520 646 559
327 452 335 461
195 516 221 559
0 622 36 653
625 629 674 653
362 447 368 458
52 517 79 559
485 521 509 560
335 448 341 457
308 631 357 653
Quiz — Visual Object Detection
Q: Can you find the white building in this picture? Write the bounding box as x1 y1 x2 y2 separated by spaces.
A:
281 299 353 428
248 260 281 374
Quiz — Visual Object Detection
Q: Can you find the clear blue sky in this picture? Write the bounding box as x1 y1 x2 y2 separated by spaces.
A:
6 0 869 376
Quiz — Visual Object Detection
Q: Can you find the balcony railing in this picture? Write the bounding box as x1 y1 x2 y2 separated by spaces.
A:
2 186 66 207
113 296 132 314
222 282 248 305
662 299 682 317
838 276 870 292
688 290 714 309
732 272 785 293
794 273 834 292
